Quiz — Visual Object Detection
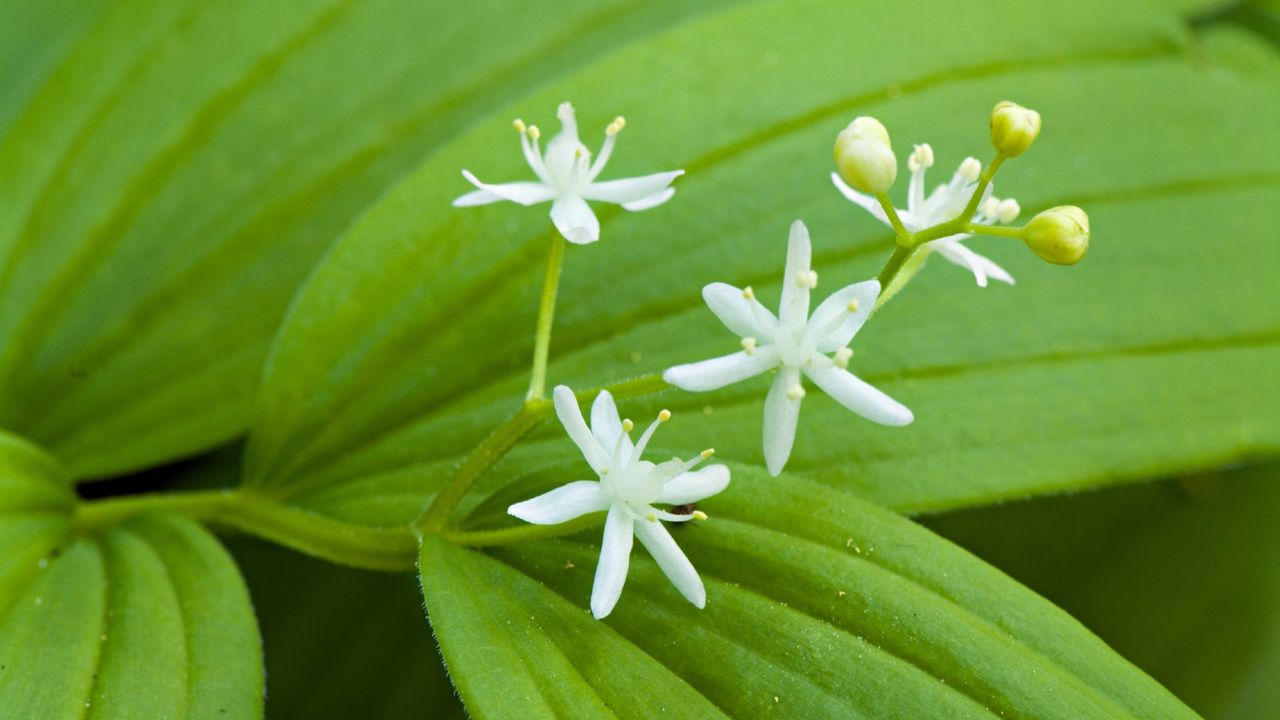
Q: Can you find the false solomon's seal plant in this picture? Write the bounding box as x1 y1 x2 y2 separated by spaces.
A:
446 99 1091 616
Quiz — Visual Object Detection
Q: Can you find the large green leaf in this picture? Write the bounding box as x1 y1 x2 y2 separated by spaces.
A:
423 466 1196 719
926 462 1280 720
0 0 727 479
0 432 263 718
244 0 1279 524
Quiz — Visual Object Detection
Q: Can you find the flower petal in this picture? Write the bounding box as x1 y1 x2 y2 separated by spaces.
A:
456 170 556 206
582 170 684 206
508 481 609 525
663 348 778 392
933 240 1013 287
810 279 880 352
778 220 813 327
550 196 601 244
553 385 609 472
590 390 633 458
633 517 705 609
659 465 730 505
703 282 778 340
832 172 890 223
620 187 675 211
763 366 803 476
804 365 913 426
590 506 634 619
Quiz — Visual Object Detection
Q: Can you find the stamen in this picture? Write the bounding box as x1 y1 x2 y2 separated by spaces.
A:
513 118 526 133
606 116 626 136
847 298 860 313
794 270 818 289
742 286 755 300
833 347 853 369
630 410 670 465
527 125 541 140
741 337 757 355
590 117 626 180
646 511 657 522
700 448 715 459
997 198 1021 224
622 419 634 433
980 197 1001 220
692 511 708 521
908 143 934 172
958 157 981 182
786 384 806 401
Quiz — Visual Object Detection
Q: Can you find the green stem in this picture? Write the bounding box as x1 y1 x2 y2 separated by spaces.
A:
527 227 567 402
444 512 605 547
963 222 1024 239
876 245 915 290
875 192 911 245
76 489 419 571
418 399 551 532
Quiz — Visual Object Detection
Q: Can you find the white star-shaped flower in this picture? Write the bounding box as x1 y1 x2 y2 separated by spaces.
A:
509 385 729 619
832 144 1019 287
663 220 913 477
453 102 684 244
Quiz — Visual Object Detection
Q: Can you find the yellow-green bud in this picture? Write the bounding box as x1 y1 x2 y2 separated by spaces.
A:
834 116 897 194
1023 206 1089 265
989 101 1041 158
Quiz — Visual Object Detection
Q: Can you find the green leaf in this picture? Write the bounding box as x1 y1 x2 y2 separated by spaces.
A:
926 462 1280 720
422 467 1197 719
0 0 729 479
244 0 1278 524
0 434 263 717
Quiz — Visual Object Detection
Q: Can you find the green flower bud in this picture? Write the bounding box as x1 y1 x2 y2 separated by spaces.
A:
1023 206 1089 265
834 116 897 194
989 101 1041 158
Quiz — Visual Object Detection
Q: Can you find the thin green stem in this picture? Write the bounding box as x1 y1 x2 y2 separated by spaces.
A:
875 192 911 245
527 227 567 402
876 245 915 290
76 489 419 571
963 222 1025 239
444 512 605 547
959 152 1005 220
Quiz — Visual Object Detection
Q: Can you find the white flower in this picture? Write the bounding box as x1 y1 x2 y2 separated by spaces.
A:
663 221 912 477
453 102 684 244
509 386 729 619
832 144 1018 287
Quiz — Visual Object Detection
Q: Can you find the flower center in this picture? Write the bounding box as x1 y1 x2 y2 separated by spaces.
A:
608 460 665 508
775 323 815 367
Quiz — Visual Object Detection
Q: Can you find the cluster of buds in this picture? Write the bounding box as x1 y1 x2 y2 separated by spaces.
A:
832 100 1090 268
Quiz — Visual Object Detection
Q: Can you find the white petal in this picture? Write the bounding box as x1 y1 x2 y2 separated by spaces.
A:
457 170 556 206
809 279 880 352
703 282 778 340
553 385 609 472
908 163 927 215
582 170 683 205
633 517 705 609
591 506 634 619
778 220 813 327
663 348 778 392
804 365 913 426
590 391 633 457
621 187 675 211
831 172 890 224
508 481 609 525
659 465 730 505
452 188 502 207
763 366 803 476
933 240 1015 287
550 196 600 244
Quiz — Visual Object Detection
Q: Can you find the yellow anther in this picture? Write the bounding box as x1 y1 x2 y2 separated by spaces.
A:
958 156 981 182
833 347 853 369
742 286 755 300
741 336 757 355
622 418 634 433
692 511 708 521
658 409 672 422
513 118 526 133
606 116 626 136
528 125 541 140
700 448 716 458
646 512 657 522
846 299 860 313
795 270 818 289
786 385 806 401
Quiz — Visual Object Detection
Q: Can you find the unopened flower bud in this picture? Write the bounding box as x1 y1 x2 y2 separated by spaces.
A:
1023 206 1089 265
834 116 897 194
989 101 1041 158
